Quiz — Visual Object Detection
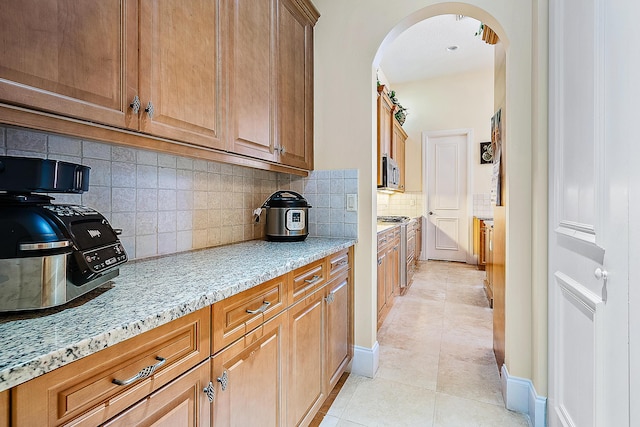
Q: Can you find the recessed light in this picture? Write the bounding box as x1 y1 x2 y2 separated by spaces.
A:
446 45 459 52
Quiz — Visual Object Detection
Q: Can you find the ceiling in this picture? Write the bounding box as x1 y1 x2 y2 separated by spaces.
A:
379 14 495 84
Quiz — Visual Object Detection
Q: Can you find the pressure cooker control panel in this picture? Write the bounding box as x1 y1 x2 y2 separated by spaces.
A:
286 209 306 231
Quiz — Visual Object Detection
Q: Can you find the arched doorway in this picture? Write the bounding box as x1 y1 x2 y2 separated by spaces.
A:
312 2 547 423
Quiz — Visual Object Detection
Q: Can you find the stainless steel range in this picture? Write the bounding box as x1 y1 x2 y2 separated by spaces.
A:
377 216 410 289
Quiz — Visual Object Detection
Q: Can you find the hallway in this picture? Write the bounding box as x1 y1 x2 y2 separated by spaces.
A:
318 261 529 426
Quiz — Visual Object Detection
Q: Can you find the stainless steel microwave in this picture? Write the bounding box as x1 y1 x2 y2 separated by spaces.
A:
379 155 399 190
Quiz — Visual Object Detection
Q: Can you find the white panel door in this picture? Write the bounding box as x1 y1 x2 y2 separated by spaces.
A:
425 130 469 262
548 0 632 425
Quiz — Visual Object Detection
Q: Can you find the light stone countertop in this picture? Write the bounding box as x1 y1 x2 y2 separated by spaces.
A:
0 237 355 392
376 224 399 233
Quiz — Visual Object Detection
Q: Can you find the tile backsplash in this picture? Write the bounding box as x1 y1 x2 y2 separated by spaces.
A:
377 191 423 218
473 193 493 218
0 126 357 260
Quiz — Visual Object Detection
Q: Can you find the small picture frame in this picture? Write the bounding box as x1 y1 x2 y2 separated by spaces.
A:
480 141 492 164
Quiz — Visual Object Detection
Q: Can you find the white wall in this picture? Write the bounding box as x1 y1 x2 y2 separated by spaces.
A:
312 0 547 394
388 69 494 195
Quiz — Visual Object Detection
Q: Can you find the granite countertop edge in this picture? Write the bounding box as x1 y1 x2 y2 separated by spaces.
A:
0 237 356 392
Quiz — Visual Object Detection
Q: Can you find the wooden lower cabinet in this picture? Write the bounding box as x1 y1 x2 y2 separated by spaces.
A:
11 308 210 427
377 227 399 329
0 389 8 427
287 289 325 427
211 312 287 426
5 248 353 427
103 361 211 427
325 272 351 391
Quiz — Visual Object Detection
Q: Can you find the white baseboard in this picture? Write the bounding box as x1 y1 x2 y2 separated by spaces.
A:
350 341 379 378
501 364 547 427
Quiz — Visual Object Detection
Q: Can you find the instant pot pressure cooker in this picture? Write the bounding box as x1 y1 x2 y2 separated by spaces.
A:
261 191 311 241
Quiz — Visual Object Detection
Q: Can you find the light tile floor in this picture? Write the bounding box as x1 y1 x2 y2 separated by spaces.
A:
319 260 530 427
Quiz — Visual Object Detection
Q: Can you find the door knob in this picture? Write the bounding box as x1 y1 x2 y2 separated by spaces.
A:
594 268 608 281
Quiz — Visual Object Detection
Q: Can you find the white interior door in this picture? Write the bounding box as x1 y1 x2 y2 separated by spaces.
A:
548 0 631 425
424 130 470 262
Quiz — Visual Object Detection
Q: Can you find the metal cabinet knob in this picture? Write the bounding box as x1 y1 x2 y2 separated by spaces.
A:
145 101 154 119
130 95 141 114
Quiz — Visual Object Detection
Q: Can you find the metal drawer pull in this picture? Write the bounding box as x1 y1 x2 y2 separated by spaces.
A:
217 371 229 391
377 258 383 265
112 356 166 386
246 300 271 314
336 259 348 266
325 292 335 304
304 275 321 284
203 382 215 403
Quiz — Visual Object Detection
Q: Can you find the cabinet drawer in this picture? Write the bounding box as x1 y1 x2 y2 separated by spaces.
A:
102 361 211 427
212 275 288 354
291 258 327 303
13 308 210 427
328 248 350 280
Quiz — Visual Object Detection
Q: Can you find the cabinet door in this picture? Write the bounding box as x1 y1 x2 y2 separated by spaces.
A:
376 249 387 316
0 389 8 427
392 121 407 192
377 92 394 186
287 289 325 427
386 242 399 299
103 361 211 427
138 0 224 149
224 0 277 162
276 0 314 170
212 312 287 427
325 273 351 390
0 0 138 129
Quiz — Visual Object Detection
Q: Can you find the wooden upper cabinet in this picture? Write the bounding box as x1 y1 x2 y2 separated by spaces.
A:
392 118 407 192
276 0 316 170
0 0 139 130
225 0 318 168
224 0 277 162
138 0 224 150
377 90 394 186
